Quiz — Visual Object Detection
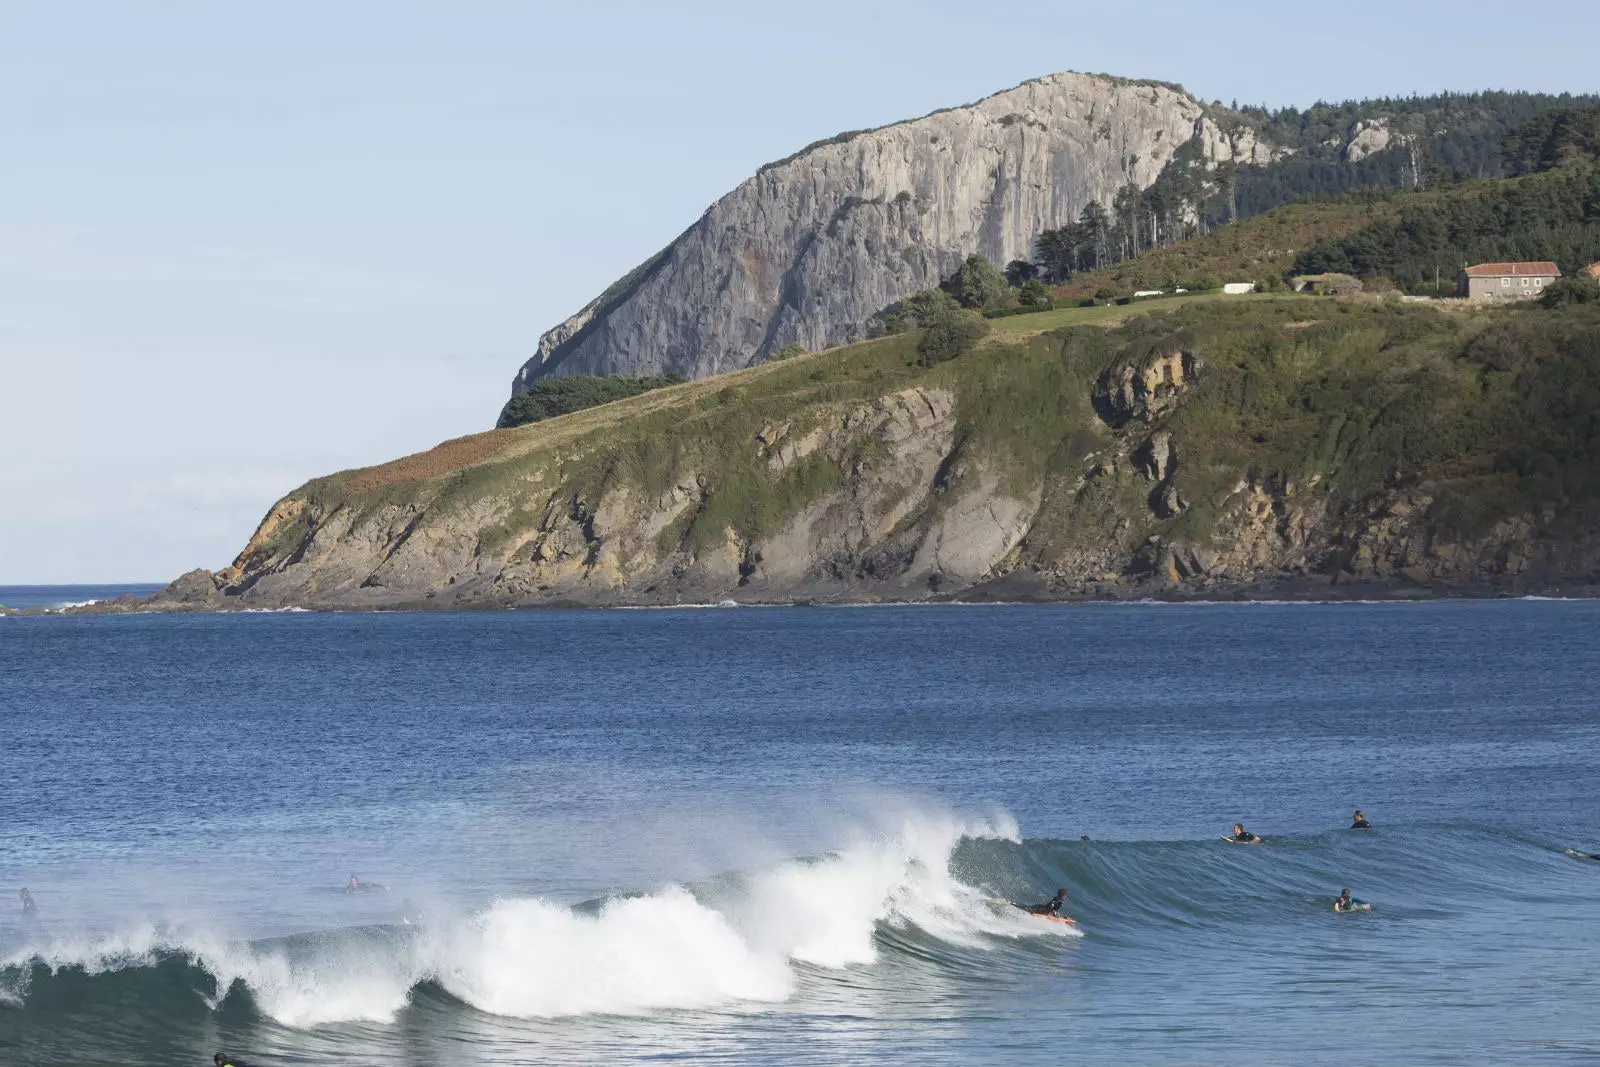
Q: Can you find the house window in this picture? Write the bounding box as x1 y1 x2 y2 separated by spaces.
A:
1501 278 1511 287
1535 278 1544 286
1522 278 1530 287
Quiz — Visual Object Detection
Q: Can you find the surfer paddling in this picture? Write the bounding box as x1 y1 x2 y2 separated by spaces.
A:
345 874 390 894
1229 823 1263 844
1333 888 1371 913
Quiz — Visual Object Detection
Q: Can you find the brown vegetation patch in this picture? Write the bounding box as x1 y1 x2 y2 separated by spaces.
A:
345 430 518 492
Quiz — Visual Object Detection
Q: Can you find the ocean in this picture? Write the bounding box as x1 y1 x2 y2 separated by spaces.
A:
0 584 164 611
1 600 1597 1065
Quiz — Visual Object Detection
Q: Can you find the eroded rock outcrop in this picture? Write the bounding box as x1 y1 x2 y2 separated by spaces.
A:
514 72 1246 387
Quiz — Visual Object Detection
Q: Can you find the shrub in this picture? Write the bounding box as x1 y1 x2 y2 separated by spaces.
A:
770 343 808 361
1256 273 1287 293
945 254 1011 310
1540 275 1600 308
1018 278 1054 309
1004 259 1039 286
1093 286 1119 302
917 305 990 366
884 287 961 332
497 373 685 428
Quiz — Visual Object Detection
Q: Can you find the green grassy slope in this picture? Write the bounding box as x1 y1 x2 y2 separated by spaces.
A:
225 292 1600 605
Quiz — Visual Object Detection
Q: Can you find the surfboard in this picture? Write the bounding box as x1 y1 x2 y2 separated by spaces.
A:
1564 848 1599 861
1220 835 1260 844
1005 900 1078 926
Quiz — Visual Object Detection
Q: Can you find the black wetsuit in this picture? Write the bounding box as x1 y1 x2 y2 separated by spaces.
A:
1351 818 1371 829
1233 831 1257 842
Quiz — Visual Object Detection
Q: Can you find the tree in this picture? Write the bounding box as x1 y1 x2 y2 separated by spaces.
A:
1079 201 1111 269
770 343 807 360
945 254 1010 310
1018 278 1053 309
1506 106 1600 175
917 303 990 366
496 374 685 428
1004 259 1038 286
1033 227 1079 281
1113 183 1142 260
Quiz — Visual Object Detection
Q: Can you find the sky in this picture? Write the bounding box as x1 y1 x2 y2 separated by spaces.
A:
3 1 1597 583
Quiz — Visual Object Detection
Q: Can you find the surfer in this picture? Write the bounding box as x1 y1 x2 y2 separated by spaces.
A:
19 887 38 916
1231 823 1263 844
1020 889 1070 916
1333 888 1371 913
346 874 391 894
1350 810 1371 829
213 1053 245 1067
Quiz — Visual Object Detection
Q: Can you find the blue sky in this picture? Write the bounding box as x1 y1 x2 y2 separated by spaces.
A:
4 0 1597 583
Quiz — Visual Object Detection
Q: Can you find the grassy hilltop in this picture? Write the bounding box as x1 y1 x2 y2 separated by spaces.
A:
136 285 1600 611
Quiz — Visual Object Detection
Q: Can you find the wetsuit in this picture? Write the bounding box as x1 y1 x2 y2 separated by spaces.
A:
1233 831 1258 842
1030 898 1064 916
1351 818 1370 829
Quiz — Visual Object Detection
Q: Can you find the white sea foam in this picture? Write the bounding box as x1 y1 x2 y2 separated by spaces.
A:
1 811 1068 1027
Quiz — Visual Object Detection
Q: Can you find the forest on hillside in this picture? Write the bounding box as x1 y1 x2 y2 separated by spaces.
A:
1023 93 1599 286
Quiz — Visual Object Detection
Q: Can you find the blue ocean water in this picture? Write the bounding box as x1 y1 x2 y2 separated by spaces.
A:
1 601 1598 1066
0 584 164 611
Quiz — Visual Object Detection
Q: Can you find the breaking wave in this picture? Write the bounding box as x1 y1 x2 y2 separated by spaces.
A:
0 813 1071 1029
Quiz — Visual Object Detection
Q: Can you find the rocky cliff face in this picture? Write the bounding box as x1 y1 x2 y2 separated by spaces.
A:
131 299 1600 614
514 73 1238 388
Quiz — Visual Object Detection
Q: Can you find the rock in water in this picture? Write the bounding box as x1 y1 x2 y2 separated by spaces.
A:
512 73 1227 389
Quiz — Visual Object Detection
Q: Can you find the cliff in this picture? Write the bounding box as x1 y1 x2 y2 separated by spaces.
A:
141 295 1600 612
512 72 1245 388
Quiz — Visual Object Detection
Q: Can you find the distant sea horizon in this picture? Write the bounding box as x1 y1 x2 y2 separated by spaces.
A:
0 583 165 611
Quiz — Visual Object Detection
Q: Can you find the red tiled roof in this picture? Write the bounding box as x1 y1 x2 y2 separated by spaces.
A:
1462 262 1561 277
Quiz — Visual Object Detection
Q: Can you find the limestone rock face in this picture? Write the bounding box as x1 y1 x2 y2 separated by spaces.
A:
514 73 1226 388
1345 119 1395 163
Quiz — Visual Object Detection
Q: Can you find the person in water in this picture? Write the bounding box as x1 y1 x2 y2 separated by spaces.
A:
20 888 38 915
346 873 391 893
1351 810 1371 829
1024 889 1070 916
213 1054 243 1067
1333 888 1371 913
1231 823 1263 844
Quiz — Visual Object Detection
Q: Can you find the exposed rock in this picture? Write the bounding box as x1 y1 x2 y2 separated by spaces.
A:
1094 346 1198 427
1136 430 1176 482
1196 116 1290 166
1345 119 1395 163
154 568 224 607
514 72 1247 387
1152 482 1189 519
